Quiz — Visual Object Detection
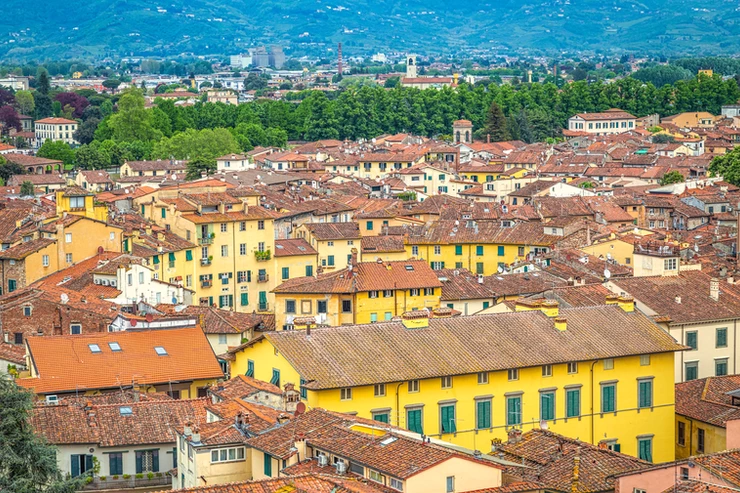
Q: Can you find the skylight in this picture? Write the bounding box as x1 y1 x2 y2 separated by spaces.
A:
154 346 168 356
119 406 133 416
405 265 414 271
88 344 101 353
108 342 121 352
380 437 398 446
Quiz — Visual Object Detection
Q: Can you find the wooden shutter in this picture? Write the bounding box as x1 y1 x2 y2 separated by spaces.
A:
135 451 143 473
152 450 159 472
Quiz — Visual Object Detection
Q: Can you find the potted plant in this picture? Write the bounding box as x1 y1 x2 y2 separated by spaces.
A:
135 473 143 479
147 472 155 480
122 474 130 480
112 475 119 480
209 232 216 239
100 476 106 481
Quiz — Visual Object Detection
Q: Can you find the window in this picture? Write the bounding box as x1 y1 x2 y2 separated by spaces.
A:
681 467 689 480
65 233 72 243
257 220 265 230
369 290 378 298
441 376 452 389
566 388 581 418
455 245 463 256
383 290 393 298
434 245 441 255
638 379 653 408
664 258 677 270
567 362 578 374
374 383 386 397
366 221 374 231
341 300 352 313
540 391 555 421
263 453 272 477
239 243 246 255
440 404 456 433
340 388 352 401
135 449 159 473
476 399 492 429
270 369 281 387
407 407 423 433
446 476 455 493
698 428 705 453
220 223 227 233
282 267 290 280
542 364 552 377
210 447 246 463
327 255 335 266
638 437 653 462
477 372 488 384
390 478 403 491
108 342 121 352
327 241 334 247
640 355 651 366
685 362 698 381
317 300 327 313
508 368 519 381
497 246 505 256
109 452 123 476
678 421 686 446
411 246 419 256
603 358 614 370
476 245 484 256
373 411 390 423
717 327 728 348
506 395 522 425
70 324 81 335
23 306 31 317
240 293 248 306
66 253 73 264
369 470 384 483
221 245 228 257
716 358 729 377
408 380 420 393
431 262 444 271
69 196 85 208
42 255 49 267
13 333 22 344
258 242 265 252
686 331 697 350
154 346 168 356
246 360 254 377
239 221 246 231
601 383 616 413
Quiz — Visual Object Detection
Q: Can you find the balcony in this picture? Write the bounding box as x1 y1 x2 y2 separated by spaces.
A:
200 257 212 266
201 280 212 288
257 274 269 283
255 250 272 262
83 474 171 491
198 236 214 245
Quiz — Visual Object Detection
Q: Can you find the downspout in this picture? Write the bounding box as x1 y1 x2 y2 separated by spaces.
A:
395 382 404 426
590 360 598 445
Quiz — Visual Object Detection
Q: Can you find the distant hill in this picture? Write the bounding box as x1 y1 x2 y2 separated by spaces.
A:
3 0 740 61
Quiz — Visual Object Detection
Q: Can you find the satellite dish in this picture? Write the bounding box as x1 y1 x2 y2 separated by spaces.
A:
130 319 137 327
497 266 504 274
539 420 549 430
604 269 611 280
172 297 178 304
606 253 612 260
294 402 306 417
145 314 154 323
60 293 69 305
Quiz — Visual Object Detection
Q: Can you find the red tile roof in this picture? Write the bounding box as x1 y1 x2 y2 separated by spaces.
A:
675 375 740 427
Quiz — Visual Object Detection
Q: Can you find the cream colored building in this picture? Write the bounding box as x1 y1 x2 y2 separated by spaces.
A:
567 109 637 136
34 117 79 146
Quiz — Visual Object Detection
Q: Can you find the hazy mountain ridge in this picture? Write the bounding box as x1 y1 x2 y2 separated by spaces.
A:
2 0 739 60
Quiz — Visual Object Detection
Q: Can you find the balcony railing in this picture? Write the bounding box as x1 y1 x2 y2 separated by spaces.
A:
201 280 212 288
198 236 214 245
83 474 171 491
200 258 212 266
257 274 269 283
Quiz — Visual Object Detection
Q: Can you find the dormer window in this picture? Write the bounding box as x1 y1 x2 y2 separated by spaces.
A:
69 196 85 209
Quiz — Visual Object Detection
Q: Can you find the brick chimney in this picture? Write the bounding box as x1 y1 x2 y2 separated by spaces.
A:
710 277 720 301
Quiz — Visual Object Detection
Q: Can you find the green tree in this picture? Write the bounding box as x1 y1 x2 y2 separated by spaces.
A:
0 377 84 493
37 140 75 165
244 73 268 91
102 79 122 93
20 181 35 196
185 156 217 180
303 92 339 140
75 145 108 170
107 89 162 142
660 170 685 185
13 90 34 116
652 134 676 143
709 147 740 186
384 77 400 89
0 159 24 183
152 128 240 160
37 68 51 95
480 101 511 142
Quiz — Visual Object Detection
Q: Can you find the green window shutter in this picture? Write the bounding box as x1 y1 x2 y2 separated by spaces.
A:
476 262 484 274
135 451 143 474
407 409 423 434
8 279 16 293
300 378 307 399
305 265 313 276
161 208 166 219
476 400 491 429
328 255 335 266
141 205 145 215
282 267 289 279
246 360 254 377
507 396 521 425
241 293 249 306
441 405 456 433
602 385 615 413
366 221 373 230
152 450 159 472
168 252 176 262
497 246 505 256
152 255 159 265
263 453 272 476
717 328 728 347
374 413 389 423
541 392 555 421
123 239 129 252
686 332 697 350
71 455 81 477
270 369 280 386
455 245 462 255
259 291 267 303
482 301 490 309
476 246 483 256
639 439 652 462
639 381 652 408
566 389 580 418
185 250 193 261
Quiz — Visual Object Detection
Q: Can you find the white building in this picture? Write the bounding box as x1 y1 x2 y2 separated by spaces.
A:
216 153 252 172
567 109 636 136
34 117 79 146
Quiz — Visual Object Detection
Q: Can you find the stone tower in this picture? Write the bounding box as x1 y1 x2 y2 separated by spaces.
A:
452 119 473 144
406 55 417 79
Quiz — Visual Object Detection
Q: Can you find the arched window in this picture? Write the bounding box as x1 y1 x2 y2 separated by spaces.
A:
455 131 461 143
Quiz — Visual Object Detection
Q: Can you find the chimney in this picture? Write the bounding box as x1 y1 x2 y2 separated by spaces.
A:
554 317 567 332
184 423 193 437
605 294 619 306
571 449 581 493
675 296 682 304
191 427 201 444
401 310 429 329
710 278 720 301
617 296 635 313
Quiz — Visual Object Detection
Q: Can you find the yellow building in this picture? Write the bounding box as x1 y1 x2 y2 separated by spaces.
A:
407 219 558 276
272 257 441 328
139 189 278 313
274 238 318 285
295 222 361 271
230 299 684 463
325 151 424 178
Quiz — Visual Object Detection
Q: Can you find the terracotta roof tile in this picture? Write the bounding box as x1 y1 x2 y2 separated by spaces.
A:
676 375 740 427
274 238 317 257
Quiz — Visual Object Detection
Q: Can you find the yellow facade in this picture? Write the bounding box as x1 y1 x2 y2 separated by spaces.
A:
354 288 439 324
274 252 318 285
460 168 528 183
295 225 360 272
675 416 725 460
55 189 108 222
19 242 59 286
408 242 546 276
580 238 635 267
